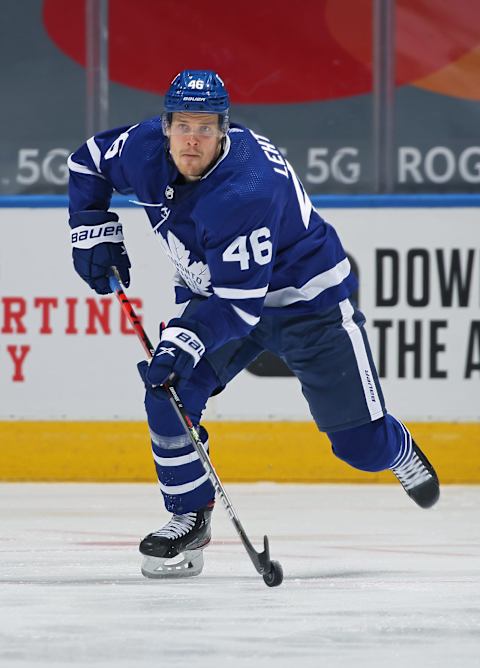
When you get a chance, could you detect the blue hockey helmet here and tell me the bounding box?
[163,70,230,134]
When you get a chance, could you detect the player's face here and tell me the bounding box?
[167,112,223,181]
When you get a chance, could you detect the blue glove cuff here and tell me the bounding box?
[69,209,119,229]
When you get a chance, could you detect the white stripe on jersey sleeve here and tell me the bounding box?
[213,285,268,299]
[67,154,106,180]
[86,136,102,172]
[231,304,260,326]
[264,257,351,307]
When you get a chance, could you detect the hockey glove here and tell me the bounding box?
[137,320,211,389]
[69,210,131,294]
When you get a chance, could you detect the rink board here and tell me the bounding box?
[0,420,479,483]
[1,201,479,481]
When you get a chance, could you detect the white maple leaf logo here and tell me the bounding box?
[157,230,211,297]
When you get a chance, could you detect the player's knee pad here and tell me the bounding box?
[327,414,409,472]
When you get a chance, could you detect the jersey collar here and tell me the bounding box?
[200,134,231,180]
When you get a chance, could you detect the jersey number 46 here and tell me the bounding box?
[222,227,272,270]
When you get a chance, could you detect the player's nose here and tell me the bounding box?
[185,132,200,144]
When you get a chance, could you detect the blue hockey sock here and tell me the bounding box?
[327,414,412,473]
[149,424,214,513]
[144,359,219,513]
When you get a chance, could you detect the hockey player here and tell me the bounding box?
[68,70,440,578]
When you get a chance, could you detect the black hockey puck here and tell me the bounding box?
[263,560,283,587]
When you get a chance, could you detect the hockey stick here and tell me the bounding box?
[109,267,283,587]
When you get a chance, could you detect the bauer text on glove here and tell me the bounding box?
[137,322,212,388]
[69,209,131,294]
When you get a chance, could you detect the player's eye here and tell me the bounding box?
[170,122,218,137]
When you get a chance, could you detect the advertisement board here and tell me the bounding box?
[1,206,479,422]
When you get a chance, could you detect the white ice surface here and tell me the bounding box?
[1,483,479,668]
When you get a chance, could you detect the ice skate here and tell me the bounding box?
[392,443,440,508]
[140,503,213,579]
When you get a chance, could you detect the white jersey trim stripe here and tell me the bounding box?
[158,471,210,495]
[213,285,268,299]
[67,154,107,180]
[201,135,231,179]
[231,305,261,327]
[286,159,313,229]
[339,298,384,421]
[264,257,351,307]
[86,136,102,173]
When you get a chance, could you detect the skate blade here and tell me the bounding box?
[141,550,204,579]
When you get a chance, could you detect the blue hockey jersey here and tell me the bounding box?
[68,118,357,351]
